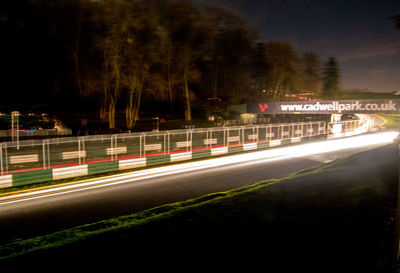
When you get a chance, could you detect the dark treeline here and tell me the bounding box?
[391,14,400,30]
[2,0,339,129]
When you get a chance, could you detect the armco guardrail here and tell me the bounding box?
[0,120,366,189]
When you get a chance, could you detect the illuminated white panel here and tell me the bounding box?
[269,140,281,146]
[9,154,38,164]
[170,152,192,162]
[144,144,162,151]
[227,136,240,142]
[119,158,146,170]
[331,124,342,134]
[248,134,257,140]
[265,133,275,138]
[291,137,301,143]
[282,131,290,136]
[0,175,12,188]
[295,130,303,134]
[62,151,86,160]
[204,138,217,145]
[176,141,191,148]
[53,165,88,180]
[243,142,257,151]
[106,147,127,155]
[307,129,314,133]
[211,147,228,156]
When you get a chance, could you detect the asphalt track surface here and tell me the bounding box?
[0,134,392,244]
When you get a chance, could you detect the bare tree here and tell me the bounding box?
[103,40,122,129]
[122,2,161,129]
[97,0,128,129]
[161,1,211,121]
[154,22,180,112]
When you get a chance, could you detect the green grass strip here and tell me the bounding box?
[378,113,400,128]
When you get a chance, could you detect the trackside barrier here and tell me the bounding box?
[0,120,368,188]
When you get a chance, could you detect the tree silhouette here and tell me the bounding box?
[300,52,321,94]
[322,57,340,99]
[264,42,300,100]
[3,0,332,130]
[391,15,400,30]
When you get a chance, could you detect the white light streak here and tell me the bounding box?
[0,131,398,205]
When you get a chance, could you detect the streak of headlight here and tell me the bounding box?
[0,131,398,205]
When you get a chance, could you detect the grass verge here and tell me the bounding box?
[378,113,400,128]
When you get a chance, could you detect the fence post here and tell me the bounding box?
[210,129,213,149]
[190,130,192,152]
[139,134,142,157]
[0,143,3,175]
[227,128,230,147]
[4,142,8,173]
[186,130,189,152]
[300,123,304,138]
[223,128,226,147]
[205,130,208,149]
[82,137,85,164]
[256,126,259,143]
[42,139,46,169]
[78,137,81,165]
[110,135,113,161]
[115,135,118,160]
[162,132,165,155]
[47,140,50,168]
[167,131,170,154]
[291,123,294,138]
[110,135,118,161]
[143,133,146,157]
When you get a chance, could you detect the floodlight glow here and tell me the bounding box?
[0,131,398,205]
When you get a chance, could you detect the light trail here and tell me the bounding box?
[0,131,398,206]
[356,113,387,129]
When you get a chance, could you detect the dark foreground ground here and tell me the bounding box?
[1,143,399,272]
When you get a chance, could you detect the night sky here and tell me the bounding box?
[192,0,400,93]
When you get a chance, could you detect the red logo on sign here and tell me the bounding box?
[258,103,269,112]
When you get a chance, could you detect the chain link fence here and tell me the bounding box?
[1,119,368,176]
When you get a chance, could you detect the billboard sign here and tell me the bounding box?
[247,99,400,114]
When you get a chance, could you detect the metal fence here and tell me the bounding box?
[0,128,72,137]
[0,119,366,176]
